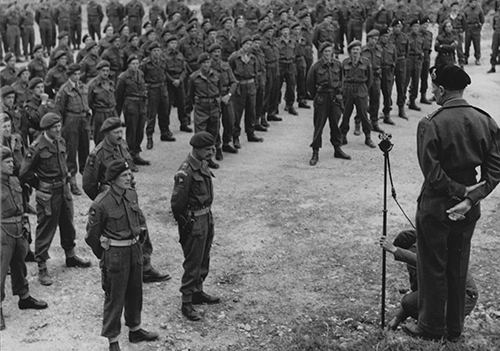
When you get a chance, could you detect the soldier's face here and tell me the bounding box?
[411,24,420,33]
[61,37,68,45]
[201,60,211,71]
[1,120,12,138]
[99,67,110,79]
[1,158,14,176]
[21,71,30,82]
[4,94,15,108]
[173,13,181,21]
[131,37,139,46]
[106,27,114,36]
[69,71,81,83]
[236,19,245,28]
[121,27,130,36]
[114,169,132,189]
[281,28,290,38]
[368,36,379,46]
[129,60,140,70]
[322,47,333,60]
[46,122,62,139]
[349,46,361,58]
[33,83,44,96]
[151,48,162,58]
[58,57,68,66]
[7,57,16,68]
[148,33,157,42]
[169,40,178,50]
[34,50,43,59]
[212,49,221,60]
[107,127,123,145]
[194,145,215,161]
[431,82,445,105]
[224,21,233,30]
[91,45,99,55]
[208,32,216,40]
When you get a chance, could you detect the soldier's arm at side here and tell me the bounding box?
[186,74,195,114]
[82,152,99,200]
[115,76,125,115]
[19,145,39,188]
[305,63,316,98]
[227,65,237,96]
[85,202,105,259]
[170,169,192,222]
[54,88,68,119]
[393,247,417,266]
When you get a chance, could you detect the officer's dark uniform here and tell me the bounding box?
[54,2,71,35]
[217,20,238,62]
[347,1,366,43]
[106,0,125,33]
[277,27,298,114]
[44,53,68,99]
[116,57,147,160]
[35,3,54,54]
[405,21,424,110]
[312,15,336,56]
[5,5,21,59]
[28,46,48,79]
[100,35,122,85]
[434,27,457,67]
[79,44,100,84]
[88,63,117,144]
[125,0,145,36]
[389,20,409,118]
[488,11,500,73]
[414,65,500,339]
[464,1,484,64]
[122,35,142,69]
[260,25,281,121]
[87,0,104,41]
[23,78,58,143]
[12,71,30,109]
[20,7,35,58]
[2,86,23,134]
[419,18,433,103]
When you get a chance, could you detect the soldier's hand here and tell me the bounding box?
[221,94,230,104]
[446,199,473,221]
[464,180,485,197]
[379,236,397,254]
[173,79,180,87]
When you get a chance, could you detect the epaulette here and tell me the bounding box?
[425,104,491,121]
[94,188,110,204]
[425,106,444,120]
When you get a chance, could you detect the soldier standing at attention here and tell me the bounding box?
[0,53,17,87]
[86,159,159,351]
[260,24,282,122]
[347,0,366,43]
[405,19,424,112]
[217,17,238,62]
[403,65,500,342]
[5,3,22,61]
[171,132,221,322]
[487,7,500,73]
[447,1,466,67]
[44,51,68,99]
[20,4,35,60]
[306,42,350,166]
[106,0,125,34]
[55,63,90,196]
[100,34,122,85]
[419,17,433,104]
[35,1,54,55]
[28,45,47,79]
[1,146,48,331]
[87,0,104,42]
[68,0,82,50]
[19,113,91,287]
[463,0,484,65]
[379,28,397,125]
[48,31,74,69]
[340,40,376,149]
[79,42,100,84]
[277,25,298,116]
[389,19,409,120]
[125,0,145,36]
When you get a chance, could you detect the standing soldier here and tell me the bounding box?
[406,0,423,31]
[55,64,90,196]
[19,113,91,286]
[88,60,117,145]
[209,43,238,156]
[100,34,122,85]
[379,28,397,125]
[291,22,310,110]
[373,0,392,33]
[405,19,424,111]
[347,0,366,43]
[20,4,35,60]
[306,42,350,166]
[260,24,281,122]
[392,0,409,25]
[171,131,221,321]
[2,86,22,135]
[106,0,124,34]
[87,0,104,42]
[435,20,458,67]
[389,19,409,120]
[0,53,17,87]
[122,33,141,66]
[5,3,22,61]
[86,159,159,351]
[28,45,48,79]
[35,0,54,55]
[149,0,166,27]
[54,0,71,37]
[340,40,376,149]
[49,31,73,69]
[298,11,314,81]
[447,2,466,67]
[464,0,484,65]
[99,24,115,56]
[23,77,57,143]
[437,0,451,25]
[116,55,148,163]
[12,67,30,109]
[488,7,500,73]
[125,0,145,37]
[44,51,68,98]
[1,146,48,331]
[79,42,100,84]
[164,36,192,133]
[277,25,298,116]
[217,17,238,62]
[140,42,174,150]
[251,34,270,130]
[312,13,336,58]
[180,23,205,75]
[68,0,82,50]
[419,17,433,104]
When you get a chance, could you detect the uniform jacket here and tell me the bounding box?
[28,57,48,79]
[211,58,237,96]
[115,68,147,115]
[306,57,343,97]
[44,64,68,97]
[55,80,89,118]
[1,174,25,238]
[88,76,117,111]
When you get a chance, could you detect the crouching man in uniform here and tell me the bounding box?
[86,159,159,351]
[171,132,221,321]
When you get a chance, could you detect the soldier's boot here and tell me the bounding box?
[180,124,193,132]
[160,130,176,142]
[365,135,376,148]
[254,124,268,132]
[207,159,220,169]
[215,148,223,161]
[18,296,48,310]
[133,154,150,166]
[38,267,53,286]
[353,123,361,136]
[181,303,202,321]
[383,111,395,125]
[475,59,480,65]
[408,99,421,111]
[334,146,351,160]
[129,328,159,343]
[287,105,298,116]
[341,134,348,145]
[247,133,263,142]
[309,149,319,166]
[0,305,5,330]
[222,144,238,153]
[387,306,408,331]
[233,137,241,149]
[260,116,270,128]
[371,121,384,133]
[420,94,432,104]
[487,66,496,74]
[69,176,82,196]
[398,106,408,120]
[109,342,121,351]
[298,100,310,108]
[146,136,153,150]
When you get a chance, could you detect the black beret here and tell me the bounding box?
[221,16,233,25]
[391,19,403,27]
[323,12,333,18]
[379,27,389,35]
[279,23,290,32]
[393,230,417,250]
[260,24,274,33]
[450,1,459,6]
[144,28,155,37]
[190,131,215,148]
[290,22,300,29]
[410,19,420,26]
[206,26,217,34]
[54,50,68,61]
[142,21,151,29]
[4,52,14,63]
[319,41,333,54]
[165,35,178,44]
[208,43,222,53]
[108,33,120,43]
[241,35,252,46]
[430,64,471,90]
[186,22,197,32]
[82,34,90,43]
[29,77,44,89]
[119,23,128,33]
[148,41,161,51]
[17,66,29,77]
[367,29,380,38]
[67,63,81,76]
[1,85,15,98]
[40,112,62,129]
[259,12,269,22]
[128,33,139,42]
[347,40,362,51]
[58,31,69,39]
[188,17,199,25]
[202,19,211,27]
[421,16,431,24]
[1,146,13,161]
[297,10,310,20]
[277,7,288,16]
[105,159,130,182]
[175,21,185,31]
[103,23,113,34]
[33,44,43,53]
[100,117,124,133]
[87,41,97,50]
[97,60,110,70]
[252,34,262,41]
[127,54,140,64]
[197,52,211,64]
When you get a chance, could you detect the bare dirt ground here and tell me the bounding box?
[2,9,500,351]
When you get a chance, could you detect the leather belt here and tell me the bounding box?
[147,82,165,88]
[93,107,116,113]
[188,207,211,217]
[126,95,146,100]
[38,180,66,192]
[109,237,138,247]
[2,215,23,224]
[238,78,254,84]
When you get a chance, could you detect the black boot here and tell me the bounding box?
[398,106,408,120]
[298,100,310,108]
[181,303,202,321]
[371,121,384,133]
[18,296,48,310]
[129,328,159,343]
[207,159,220,169]
[233,137,241,149]
[408,99,421,111]
[261,116,270,127]
[142,268,171,283]
[353,123,361,136]
[69,176,82,196]
[287,105,298,115]
[487,66,496,73]
[267,114,282,121]
[66,255,91,268]
[222,144,238,153]
[341,134,348,145]
[133,154,151,166]
[109,342,121,351]
[146,136,153,150]
[247,133,263,142]
[365,135,376,148]
[0,306,5,330]
[420,94,432,104]
[192,291,221,305]
[180,124,193,132]
[334,146,351,160]
[160,131,176,142]
[215,148,223,161]
[254,124,268,132]
[309,150,319,166]
[383,116,395,125]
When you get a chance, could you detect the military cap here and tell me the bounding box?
[202,19,211,27]
[197,52,211,64]
[379,27,389,36]
[105,159,130,182]
[391,19,403,27]
[297,10,310,20]
[87,41,97,50]
[221,16,233,25]
[175,21,185,31]
[393,230,416,250]
[100,117,124,133]
[347,40,362,51]
[97,60,110,70]
[208,43,222,53]
[450,1,459,6]
[142,21,151,29]
[119,23,128,33]
[103,23,113,34]
[127,54,140,64]
[319,41,333,54]
[33,44,43,53]
[252,34,262,41]
[367,29,380,38]
[54,50,67,61]
[16,66,28,77]
[323,12,333,18]
[279,23,290,32]
[410,19,420,26]
[206,26,217,34]
[241,35,252,46]
[144,28,155,37]
[260,24,274,33]
[277,7,288,16]
[259,12,269,21]
[1,85,15,98]
[165,35,178,44]
[186,22,197,32]
[40,112,62,129]
[190,131,215,148]
[421,16,431,24]
[108,33,120,43]
[290,22,300,29]
[58,31,69,40]
[430,64,471,90]
[188,17,199,25]
[82,34,90,43]
[29,77,44,89]
[148,41,161,51]
[1,112,10,122]
[1,146,13,161]
[128,33,139,42]
[67,63,81,76]
[4,52,14,63]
